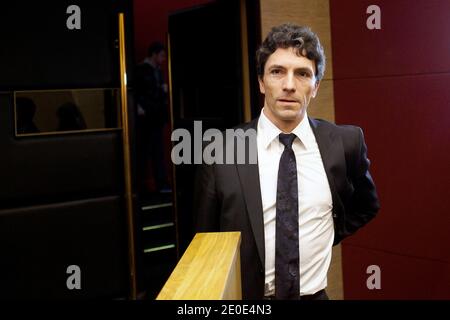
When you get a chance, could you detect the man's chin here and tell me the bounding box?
[277,110,304,121]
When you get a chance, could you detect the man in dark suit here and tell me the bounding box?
[135,42,171,194]
[194,24,380,300]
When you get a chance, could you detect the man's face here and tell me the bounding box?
[259,47,320,127]
[155,50,166,66]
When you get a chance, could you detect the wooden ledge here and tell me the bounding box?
[157,232,242,300]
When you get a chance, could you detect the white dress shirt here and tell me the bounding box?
[257,108,334,296]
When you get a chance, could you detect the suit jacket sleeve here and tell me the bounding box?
[193,163,220,232]
[344,127,380,236]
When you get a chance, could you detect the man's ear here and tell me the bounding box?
[311,80,321,98]
[258,77,265,94]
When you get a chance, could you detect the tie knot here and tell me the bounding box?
[279,133,296,149]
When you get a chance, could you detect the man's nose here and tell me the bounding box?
[282,73,296,92]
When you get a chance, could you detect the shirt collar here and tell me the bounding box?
[257,108,313,150]
[143,57,157,68]
[258,108,282,149]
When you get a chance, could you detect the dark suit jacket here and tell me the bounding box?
[194,117,380,300]
[134,62,168,125]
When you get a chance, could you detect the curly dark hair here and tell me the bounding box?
[256,23,325,83]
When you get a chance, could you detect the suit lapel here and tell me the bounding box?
[309,118,346,211]
[235,119,265,267]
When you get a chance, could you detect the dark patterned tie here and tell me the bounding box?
[275,133,300,300]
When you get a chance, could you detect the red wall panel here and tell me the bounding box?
[334,74,450,262]
[133,0,213,62]
[331,0,450,299]
[330,0,450,79]
[342,244,450,299]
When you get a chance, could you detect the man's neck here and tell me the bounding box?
[262,108,305,133]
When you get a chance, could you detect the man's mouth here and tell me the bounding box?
[278,98,298,103]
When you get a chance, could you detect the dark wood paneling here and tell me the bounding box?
[0,94,123,208]
[0,196,128,299]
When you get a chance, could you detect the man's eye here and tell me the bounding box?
[270,69,282,75]
[297,71,310,77]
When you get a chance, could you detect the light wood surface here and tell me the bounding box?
[260,0,333,80]
[156,232,242,300]
[308,79,335,122]
[328,244,344,300]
